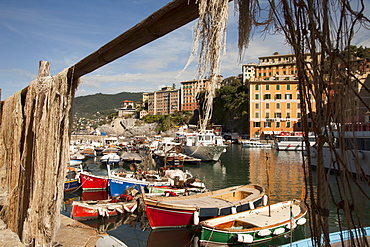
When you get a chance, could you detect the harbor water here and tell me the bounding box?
[62,144,370,247]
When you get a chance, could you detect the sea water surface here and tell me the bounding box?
[62,144,370,247]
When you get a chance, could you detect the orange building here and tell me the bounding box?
[248,53,317,139]
[180,77,222,111]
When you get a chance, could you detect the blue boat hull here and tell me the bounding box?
[109,178,149,196]
[64,179,79,192]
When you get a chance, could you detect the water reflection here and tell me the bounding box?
[63,144,369,247]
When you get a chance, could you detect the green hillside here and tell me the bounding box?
[73,92,143,118]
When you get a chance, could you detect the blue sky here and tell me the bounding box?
[1,0,369,100]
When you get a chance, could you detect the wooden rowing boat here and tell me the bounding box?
[199,200,308,245]
[144,184,266,229]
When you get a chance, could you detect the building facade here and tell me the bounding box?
[248,53,316,139]
[147,86,180,115]
[180,77,222,112]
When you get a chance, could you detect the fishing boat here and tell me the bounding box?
[144,184,266,229]
[71,198,138,221]
[64,167,80,192]
[79,169,109,191]
[175,130,227,161]
[107,165,198,197]
[199,200,308,246]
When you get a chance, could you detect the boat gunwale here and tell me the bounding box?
[200,200,308,233]
[144,184,265,210]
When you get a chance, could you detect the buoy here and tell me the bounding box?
[193,211,200,225]
[273,228,285,235]
[119,194,133,201]
[258,229,271,237]
[236,234,254,243]
[231,207,237,214]
[297,217,307,225]
[263,195,268,206]
[286,221,297,229]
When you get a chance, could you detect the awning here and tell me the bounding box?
[263,131,273,134]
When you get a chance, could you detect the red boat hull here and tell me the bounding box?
[72,201,137,221]
[145,205,195,229]
[80,173,108,190]
[72,203,119,221]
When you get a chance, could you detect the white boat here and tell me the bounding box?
[241,139,272,148]
[99,153,121,165]
[70,151,86,166]
[176,130,227,161]
[274,135,316,151]
[310,125,370,177]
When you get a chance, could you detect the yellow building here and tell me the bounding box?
[249,53,316,139]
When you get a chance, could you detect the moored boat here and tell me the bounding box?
[71,199,138,221]
[241,139,272,148]
[107,165,198,197]
[144,184,266,229]
[64,167,80,192]
[99,152,121,165]
[80,170,109,191]
[279,226,370,247]
[176,130,227,161]
[199,199,308,246]
[274,134,316,151]
[120,151,143,163]
[310,124,370,177]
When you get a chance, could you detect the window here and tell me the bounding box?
[297,93,300,99]
[297,103,301,109]
[276,103,280,109]
[264,94,271,100]
[286,122,291,128]
[274,112,282,118]
[287,84,291,90]
[276,122,280,128]
[255,94,259,100]
[287,103,291,109]
[287,112,291,118]
[297,112,301,118]
[266,85,270,90]
[264,122,272,127]
[308,122,312,127]
[297,122,302,128]
[255,103,259,109]
[276,85,280,90]
[285,94,293,99]
[254,122,261,127]
[265,112,270,118]
[255,112,259,118]
[255,85,259,90]
[266,103,270,109]
[275,94,282,99]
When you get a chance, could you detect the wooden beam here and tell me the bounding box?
[68,0,199,79]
